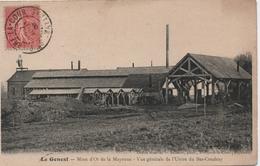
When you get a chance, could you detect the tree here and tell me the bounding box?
[234,52,252,74]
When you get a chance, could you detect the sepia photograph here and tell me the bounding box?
[0,0,257,165]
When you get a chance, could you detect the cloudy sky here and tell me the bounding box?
[0,0,256,83]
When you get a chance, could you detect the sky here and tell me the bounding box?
[0,0,256,83]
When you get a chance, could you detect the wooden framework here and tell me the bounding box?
[77,88,143,106]
[165,55,251,115]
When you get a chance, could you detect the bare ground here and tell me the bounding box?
[1,104,252,153]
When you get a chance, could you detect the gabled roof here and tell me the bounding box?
[8,70,40,82]
[170,53,252,80]
[32,66,172,78]
[7,69,72,82]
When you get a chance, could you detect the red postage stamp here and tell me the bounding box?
[5,6,53,54]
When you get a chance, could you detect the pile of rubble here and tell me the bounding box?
[2,97,87,127]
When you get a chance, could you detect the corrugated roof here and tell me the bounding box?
[29,89,80,95]
[32,66,172,78]
[189,53,252,79]
[25,77,127,89]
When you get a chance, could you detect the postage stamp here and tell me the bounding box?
[5,6,53,54]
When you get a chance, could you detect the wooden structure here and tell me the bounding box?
[165,53,252,107]
[81,88,143,106]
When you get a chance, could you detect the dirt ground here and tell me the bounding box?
[1,103,252,153]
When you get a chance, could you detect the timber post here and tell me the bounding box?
[165,76,169,104]
[117,94,120,105]
[128,94,131,105]
[206,82,209,103]
[223,80,228,107]
[111,93,114,106]
[123,94,126,105]
[211,79,215,104]
[203,80,207,116]
[194,80,197,102]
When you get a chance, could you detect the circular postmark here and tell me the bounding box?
[5,6,53,54]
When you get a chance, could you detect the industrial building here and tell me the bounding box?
[7,62,173,105]
[7,25,251,106]
[7,52,251,107]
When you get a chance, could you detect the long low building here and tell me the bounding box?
[8,66,172,101]
[7,53,252,106]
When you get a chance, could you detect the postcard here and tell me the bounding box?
[0,0,257,165]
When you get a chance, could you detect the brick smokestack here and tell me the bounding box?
[132,62,135,68]
[166,24,169,68]
[71,61,73,70]
[78,60,81,70]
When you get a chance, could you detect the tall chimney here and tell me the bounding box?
[78,60,81,70]
[166,24,169,68]
[237,61,240,72]
[151,60,153,67]
[132,62,135,68]
[71,61,73,70]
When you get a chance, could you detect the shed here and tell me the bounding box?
[166,53,252,105]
